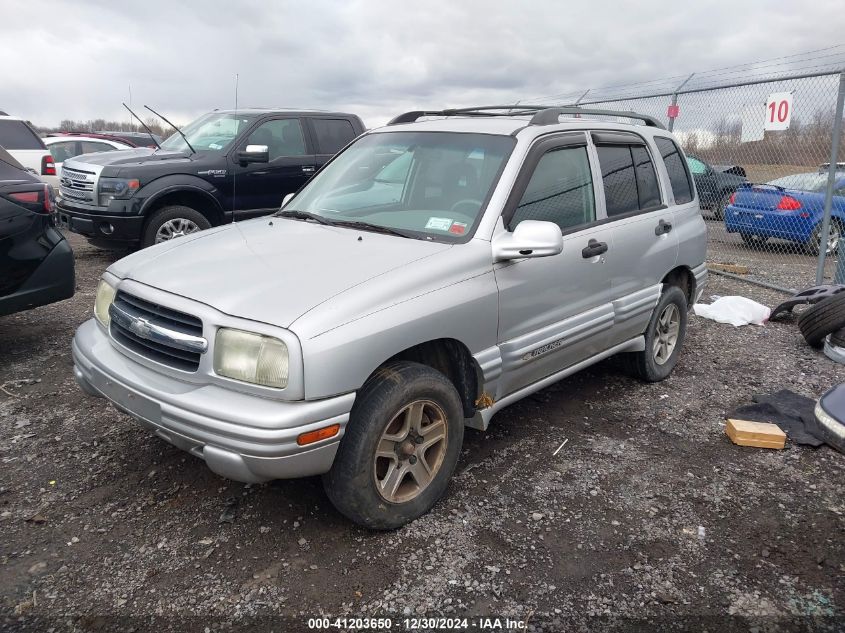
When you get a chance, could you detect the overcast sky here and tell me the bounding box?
[2,0,844,129]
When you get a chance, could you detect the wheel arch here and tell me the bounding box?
[375,338,481,419]
[141,183,226,227]
[661,265,695,307]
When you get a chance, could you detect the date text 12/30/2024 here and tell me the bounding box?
[307,617,528,630]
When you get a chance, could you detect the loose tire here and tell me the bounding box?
[141,205,211,248]
[797,293,845,348]
[805,219,843,256]
[829,327,845,348]
[624,286,688,382]
[323,361,464,530]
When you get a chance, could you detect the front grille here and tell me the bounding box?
[109,292,205,372]
[59,166,96,203]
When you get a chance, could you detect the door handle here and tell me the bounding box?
[655,219,673,236]
[301,166,316,174]
[581,239,608,258]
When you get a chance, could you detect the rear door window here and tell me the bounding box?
[596,144,665,216]
[0,120,46,150]
[655,137,694,204]
[311,118,357,155]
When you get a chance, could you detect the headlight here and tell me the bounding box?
[214,328,288,389]
[98,177,140,206]
[94,280,117,327]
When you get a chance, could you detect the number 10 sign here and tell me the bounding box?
[765,92,793,130]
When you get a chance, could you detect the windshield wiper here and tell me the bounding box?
[275,209,334,225]
[330,220,411,238]
[144,104,196,154]
[122,103,161,149]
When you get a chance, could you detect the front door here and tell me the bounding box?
[230,118,316,217]
[494,135,616,399]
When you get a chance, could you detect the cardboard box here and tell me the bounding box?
[725,418,786,449]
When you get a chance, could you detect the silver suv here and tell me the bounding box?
[72,106,707,529]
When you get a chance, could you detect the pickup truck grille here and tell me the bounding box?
[59,166,96,203]
[109,292,206,372]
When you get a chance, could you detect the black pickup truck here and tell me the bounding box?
[56,109,365,248]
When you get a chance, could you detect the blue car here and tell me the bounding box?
[724,171,845,255]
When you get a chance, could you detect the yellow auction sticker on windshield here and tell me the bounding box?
[425,217,453,231]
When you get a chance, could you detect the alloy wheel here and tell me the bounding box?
[155,218,202,243]
[653,303,680,365]
[373,400,448,503]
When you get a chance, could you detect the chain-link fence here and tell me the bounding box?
[544,65,845,298]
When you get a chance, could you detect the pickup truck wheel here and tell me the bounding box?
[323,361,464,530]
[142,206,211,247]
[624,286,688,382]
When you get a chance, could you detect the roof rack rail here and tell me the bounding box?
[387,105,665,129]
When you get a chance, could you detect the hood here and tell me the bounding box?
[108,218,452,328]
[65,147,192,170]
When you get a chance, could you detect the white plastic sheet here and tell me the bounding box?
[693,296,771,327]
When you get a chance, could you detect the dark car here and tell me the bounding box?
[0,147,75,317]
[57,109,365,249]
[686,155,747,219]
[94,130,165,148]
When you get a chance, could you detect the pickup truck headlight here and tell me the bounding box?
[98,177,140,206]
[94,280,117,327]
[214,328,288,389]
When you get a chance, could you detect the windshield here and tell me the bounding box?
[159,112,255,152]
[768,172,842,192]
[282,131,514,240]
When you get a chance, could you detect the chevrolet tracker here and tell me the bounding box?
[72,105,707,529]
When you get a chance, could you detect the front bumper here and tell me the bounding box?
[72,319,355,482]
[56,199,144,243]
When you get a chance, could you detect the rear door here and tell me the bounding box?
[592,132,679,345]
[307,117,359,170]
[494,133,617,398]
[229,117,316,216]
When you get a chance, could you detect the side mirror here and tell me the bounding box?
[281,193,294,208]
[237,144,269,165]
[492,220,563,261]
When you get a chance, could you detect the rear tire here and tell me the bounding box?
[623,286,688,382]
[797,293,845,348]
[141,205,211,248]
[323,361,464,530]
[805,219,843,256]
[712,192,731,220]
[740,233,768,246]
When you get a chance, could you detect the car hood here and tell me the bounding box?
[66,147,193,169]
[108,218,452,328]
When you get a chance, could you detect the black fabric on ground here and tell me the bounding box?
[726,389,825,447]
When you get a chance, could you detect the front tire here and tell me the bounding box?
[323,361,464,530]
[624,286,688,382]
[805,219,843,256]
[141,205,211,248]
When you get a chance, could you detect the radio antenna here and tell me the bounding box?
[232,73,239,223]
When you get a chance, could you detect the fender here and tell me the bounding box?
[137,175,226,220]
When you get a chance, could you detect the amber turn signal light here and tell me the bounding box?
[296,424,340,446]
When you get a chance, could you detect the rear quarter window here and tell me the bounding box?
[311,118,357,155]
[0,120,46,150]
[654,137,694,205]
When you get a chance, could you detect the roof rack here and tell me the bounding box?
[387,105,665,129]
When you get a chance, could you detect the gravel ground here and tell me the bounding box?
[1,230,844,632]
